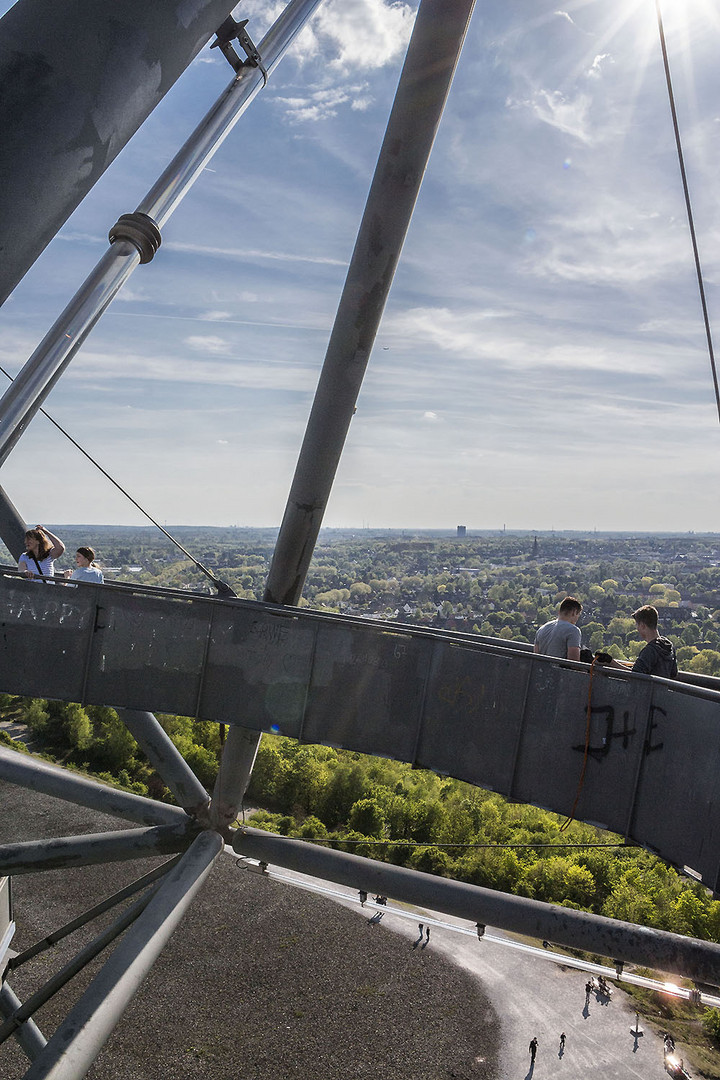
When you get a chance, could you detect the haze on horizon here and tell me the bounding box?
[1,0,719,534]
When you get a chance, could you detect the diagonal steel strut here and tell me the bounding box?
[0,0,325,467]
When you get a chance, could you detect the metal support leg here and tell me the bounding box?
[0,885,162,1050]
[232,826,720,987]
[265,0,477,606]
[9,856,181,970]
[116,709,210,819]
[0,0,325,466]
[0,746,186,828]
[22,831,223,1080]
[0,485,26,563]
[209,724,260,830]
[0,983,46,1062]
[0,824,194,876]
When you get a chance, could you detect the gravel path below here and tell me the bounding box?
[1,785,500,1079]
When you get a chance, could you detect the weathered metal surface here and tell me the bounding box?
[0,738,187,829]
[117,710,210,816]
[0,486,28,563]
[232,826,720,986]
[0,0,240,307]
[1,572,720,890]
[210,725,261,830]
[22,832,223,1080]
[8,858,181,971]
[0,825,194,876]
[265,0,478,607]
[0,885,161,1052]
[0,983,46,1062]
[0,0,325,466]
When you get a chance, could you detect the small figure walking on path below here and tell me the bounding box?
[529,1037,538,1064]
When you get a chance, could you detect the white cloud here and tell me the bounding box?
[165,240,345,267]
[587,53,613,78]
[316,0,414,73]
[523,198,692,286]
[184,335,231,355]
[4,0,720,530]
[238,0,413,74]
[273,86,366,123]
[524,88,595,143]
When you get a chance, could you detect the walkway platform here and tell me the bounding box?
[1,569,719,892]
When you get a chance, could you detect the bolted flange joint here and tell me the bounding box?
[108,212,162,263]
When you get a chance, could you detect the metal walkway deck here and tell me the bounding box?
[1,568,719,892]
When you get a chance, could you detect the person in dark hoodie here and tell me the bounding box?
[609,605,677,678]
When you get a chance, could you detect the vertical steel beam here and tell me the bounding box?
[265,0,477,605]
[117,709,210,818]
[0,0,325,466]
[0,746,186,828]
[22,831,223,1080]
[0,983,46,1062]
[209,725,260,830]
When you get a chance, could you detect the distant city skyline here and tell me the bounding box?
[1,0,719,533]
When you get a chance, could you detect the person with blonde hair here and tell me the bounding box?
[18,525,65,579]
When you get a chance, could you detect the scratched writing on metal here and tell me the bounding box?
[644,704,665,755]
[249,621,289,648]
[345,651,382,669]
[281,653,309,678]
[437,675,484,715]
[572,704,637,761]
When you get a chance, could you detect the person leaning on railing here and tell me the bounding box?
[602,605,678,679]
[63,546,104,584]
[533,596,583,661]
[17,525,65,579]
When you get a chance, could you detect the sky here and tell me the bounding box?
[1,0,720,532]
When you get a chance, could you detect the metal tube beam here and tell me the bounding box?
[8,856,182,970]
[0,485,27,563]
[0,983,46,1062]
[0,0,324,466]
[0,746,186,828]
[265,0,476,605]
[0,885,160,1050]
[232,827,720,987]
[23,831,223,1080]
[0,825,194,876]
[117,709,210,818]
[0,0,241,307]
[209,724,260,830]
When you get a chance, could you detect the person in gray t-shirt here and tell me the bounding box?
[534,596,583,660]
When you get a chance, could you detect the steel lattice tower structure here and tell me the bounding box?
[2,2,720,1076]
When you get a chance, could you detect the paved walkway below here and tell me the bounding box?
[269,860,679,1080]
